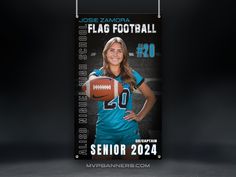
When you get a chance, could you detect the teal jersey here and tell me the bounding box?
[90,69,144,133]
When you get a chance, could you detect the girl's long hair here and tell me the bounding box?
[102,37,136,91]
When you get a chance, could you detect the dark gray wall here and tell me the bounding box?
[1,0,236,162]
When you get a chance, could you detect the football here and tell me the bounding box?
[82,76,124,101]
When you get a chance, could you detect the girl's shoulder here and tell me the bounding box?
[131,69,144,86]
[131,69,143,78]
[90,68,104,76]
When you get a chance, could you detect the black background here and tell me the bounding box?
[1,0,236,169]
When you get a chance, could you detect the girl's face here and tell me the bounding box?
[106,42,124,66]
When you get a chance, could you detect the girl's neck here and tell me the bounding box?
[110,65,121,76]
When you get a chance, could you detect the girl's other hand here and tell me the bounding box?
[124,110,142,122]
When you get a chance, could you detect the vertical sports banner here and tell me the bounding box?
[75,14,161,160]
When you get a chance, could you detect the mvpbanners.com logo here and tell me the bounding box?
[86,163,151,168]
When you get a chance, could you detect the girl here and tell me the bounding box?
[89,37,156,159]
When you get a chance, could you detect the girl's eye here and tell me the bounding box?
[109,49,122,53]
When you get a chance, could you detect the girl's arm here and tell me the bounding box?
[124,82,156,122]
[89,75,98,80]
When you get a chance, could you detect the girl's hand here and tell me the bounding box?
[124,110,142,122]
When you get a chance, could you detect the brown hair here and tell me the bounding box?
[102,37,136,91]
